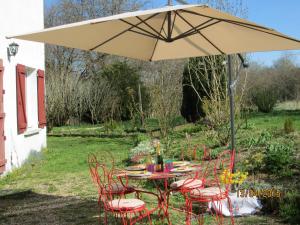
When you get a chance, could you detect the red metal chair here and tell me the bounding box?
[168,145,209,222]
[88,153,135,197]
[185,150,235,225]
[170,145,209,193]
[88,153,159,225]
[88,153,135,224]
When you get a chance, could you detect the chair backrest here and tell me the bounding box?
[179,145,214,188]
[88,153,128,210]
[200,149,235,191]
[180,144,210,162]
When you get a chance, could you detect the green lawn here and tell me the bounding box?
[0,109,298,224]
[247,110,300,131]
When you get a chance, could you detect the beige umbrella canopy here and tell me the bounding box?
[9,4,300,61]
[9,3,300,171]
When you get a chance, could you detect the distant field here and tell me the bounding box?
[248,110,300,131]
[275,101,300,111]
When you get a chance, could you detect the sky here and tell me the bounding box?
[45,0,300,66]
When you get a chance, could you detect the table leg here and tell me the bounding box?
[153,179,172,225]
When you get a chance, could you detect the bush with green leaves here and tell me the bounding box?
[243,151,265,173]
[279,191,300,224]
[101,61,150,121]
[251,86,278,113]
[129,139,166,164]
[284,118,295,134]
[247,130,272,147]
[264,142,293,175]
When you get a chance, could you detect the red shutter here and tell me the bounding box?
[0,59,6,173]
[16,64,27,134]
[37,69,46,128]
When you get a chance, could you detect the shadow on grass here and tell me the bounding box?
[0,190,99,225]
[0,189,283,225]
[0,190,162,225]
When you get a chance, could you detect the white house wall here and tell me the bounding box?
[0,0,46,173]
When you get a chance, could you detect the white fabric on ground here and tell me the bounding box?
[208,192,262,216]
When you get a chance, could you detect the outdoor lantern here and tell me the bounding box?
[7,42,19,57]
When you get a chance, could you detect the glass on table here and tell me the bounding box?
[164,160,173,172]
[146,163,155,173]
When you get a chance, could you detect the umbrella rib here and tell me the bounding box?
[172,18,216,41]
[120,19,166,41]
[161,26,168,39]
[135,16,166,40]
[170,12,177,36]
[175,11,224,54]
[177,20,221,40]
[181,9,300,43]
[89,13,160,51]
[129,29,165,41]
[227,21,300,43]
[150,13,168,61]
[180,9,273,31]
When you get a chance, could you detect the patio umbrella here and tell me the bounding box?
[9,3,300,170]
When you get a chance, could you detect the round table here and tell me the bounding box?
[117,167,201,225]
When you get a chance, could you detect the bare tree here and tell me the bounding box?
[183,0,248,145]
[143,60,185,137]
[45,0,147,127]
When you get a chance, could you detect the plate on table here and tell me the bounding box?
[127,171,152,177]
[173,161,190,168]
[170,167,194,173]
[125,164,146,171]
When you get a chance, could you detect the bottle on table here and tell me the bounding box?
[156,143,164,172]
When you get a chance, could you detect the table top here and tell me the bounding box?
[117,162,202,180]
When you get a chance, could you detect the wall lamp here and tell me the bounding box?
[7,42,19,58]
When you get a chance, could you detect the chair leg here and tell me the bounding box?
[104,211,108,225]
[185,199,192,225]
[121,213,127,225]
[227,197,235,225]
[211,201,221,225]
[147,211,152,225]
[213,200,224,225]
[198,212,204,225]
[97,197,102,225]
[197,203,205,225]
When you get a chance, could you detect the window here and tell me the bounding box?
[25,67,38,131]
[16,65,45,135]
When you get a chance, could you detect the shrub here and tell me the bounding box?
[101,61,150,121]
[284,118,295,134]
[252,86,278,113]
[243,151,265,173]
[279,191,300,224]
[209,146,227,159]
[103,120,118,134]
[247,130,272,147]
[129,139,166,164]
[264,142,293,175]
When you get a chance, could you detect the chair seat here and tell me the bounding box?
[108,199,145,211]
[104,183,135,194]
[170,178,203,190]
[190,187,227,199]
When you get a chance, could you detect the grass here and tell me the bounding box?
[0,137,133,197]
[246,110,300,131]
[0,109,299,224]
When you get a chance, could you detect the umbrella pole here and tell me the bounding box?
[227,55,236,174]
